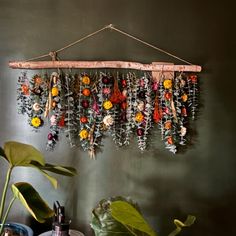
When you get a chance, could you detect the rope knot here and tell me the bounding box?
[49,51,57,61]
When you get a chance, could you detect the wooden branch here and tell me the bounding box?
[8,61,202,72]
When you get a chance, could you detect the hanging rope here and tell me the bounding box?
[108,25,193,65]
[25,24,193,65]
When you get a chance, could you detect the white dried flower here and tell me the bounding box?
[122,89,128,97]
[32,103,41,111]
[50,115,57,126]
[137,101,145,111]
[180,79,186,87]
[103,115,114,126]
[180,126,187,136]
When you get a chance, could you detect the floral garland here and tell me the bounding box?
[123,72,135,145]
[46,72,64,150]
[17,72,48,131]
[78,73,94,151]
[17,70,199,157]
[17,72,31,115]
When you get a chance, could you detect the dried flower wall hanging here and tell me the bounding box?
[16,69,199,157]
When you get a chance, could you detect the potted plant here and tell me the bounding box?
[91,196,196,236]
[0,141,77,236]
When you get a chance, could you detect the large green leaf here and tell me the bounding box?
[168,215,196,236]
[11,182,54,223]
[4,141,45,166]
[30,161,77,176]
[28,161,77,188]
[33,168,58,189]
[91,197,135,236]
[111,201,158,236]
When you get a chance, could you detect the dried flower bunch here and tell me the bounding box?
[17,71,198,157]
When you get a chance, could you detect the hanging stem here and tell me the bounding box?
[0,166,13,220]
[0,197,16,234]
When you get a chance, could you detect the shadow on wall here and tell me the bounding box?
[122,173,236,236]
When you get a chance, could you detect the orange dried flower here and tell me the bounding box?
[80,116,88,123]
[21,84,29,95]
[181,107,187,116]
[181,93,188,102]
[164,92,172,100]
[34,76,42,85]
[82,88,91,97]
[164,121,172,130]
[167,136,173,145]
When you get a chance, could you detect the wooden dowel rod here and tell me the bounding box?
[9,61,202,72]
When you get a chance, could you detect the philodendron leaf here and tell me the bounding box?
[168,215,196,236]
[4,141,45,166]
[110,201,158,236]
[11,182,54,223]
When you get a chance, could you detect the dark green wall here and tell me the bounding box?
[0,0,235,235]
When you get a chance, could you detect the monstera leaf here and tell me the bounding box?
[11,182,54,223]
[29,161,77,188]
[110,201,157,236]
[30,161,77,176]
[1,141,77,188]
[91,197,139,236]
[3,141,44,166]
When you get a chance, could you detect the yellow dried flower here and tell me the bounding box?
[82,76,90,85]
[31,117,41,127]
[163,79,172,89]
[103,100,113,110]
[135,112,144,123]
[79,129,89,139]
[51,87,59,97]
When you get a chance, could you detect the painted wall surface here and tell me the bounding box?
[0,0,235,235]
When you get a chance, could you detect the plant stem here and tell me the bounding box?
[0,166,13,220]
[0,197,16,234]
